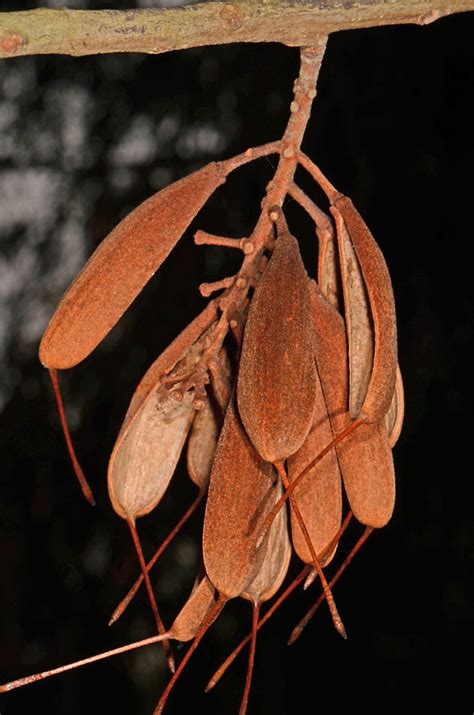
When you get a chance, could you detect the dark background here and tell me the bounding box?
[1,3,473,714]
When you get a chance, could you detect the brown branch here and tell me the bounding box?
[0,0,472,59]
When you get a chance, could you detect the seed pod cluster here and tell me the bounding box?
[9,139,403,714]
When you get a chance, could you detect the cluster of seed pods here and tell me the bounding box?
[0,45,403,715]
[0,138,403,713]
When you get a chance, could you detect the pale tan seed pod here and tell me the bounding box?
[108,314,218,521]
[108,386,195,522]
[187,396,222,493]
[385,364,405,448]
[242,480,291,606]
[334,212,374,419]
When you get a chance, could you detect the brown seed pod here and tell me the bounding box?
[120,301,218,432]
[316,216,403,449]
[237,218,317,463]
[238,479,291,715]
[203,397,278,599]
[242,479,291,606]
[167,574,217,643]
[39,142,281,372]
[39,163,227,370]
[309,280,395,528]
[331,201,397,423]
[298,155,397,425]
[287,379,342,564]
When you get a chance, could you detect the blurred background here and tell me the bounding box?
[1,2,473,714]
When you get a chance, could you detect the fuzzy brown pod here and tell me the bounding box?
[315,204,403,450]
[39,141,281,372]
[299,156,397,425]
[203,397,279,599]
[331,199,397,423]
[287,381,342,565]
[165,575,217,643]
[237,222,317,463]
[39,164,227,370]
[309,280,395,528]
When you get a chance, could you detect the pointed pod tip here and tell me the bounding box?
[287,628,301,646]
[303,569,317,590]
[108,611,119,627]
[336,620,348,640]
[84,489,96,507]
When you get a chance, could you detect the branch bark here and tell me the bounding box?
[1,0,473,59]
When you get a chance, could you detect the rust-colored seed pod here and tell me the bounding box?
[309,280,395,528]
[39,163,227,370]
[287,376,342,564]
[203,398,278,599]
[331,198,397,424]
[237,229,317,463]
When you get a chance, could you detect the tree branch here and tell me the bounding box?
[0,0,472,59]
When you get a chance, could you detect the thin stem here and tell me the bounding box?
[49,369,95,506]
[110,494,204,626]
[288,182,333,234]
[298,151,339,202]
[206,515,352,692]
[289,526,373,645]
[0,633,169,693]
[239,603,260,715]
[205,566,310,692]
[303,510,353,589]
[154,594,226,714]
[127,519,175,673]
[199,275,235,297]
[194,231,244,249]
